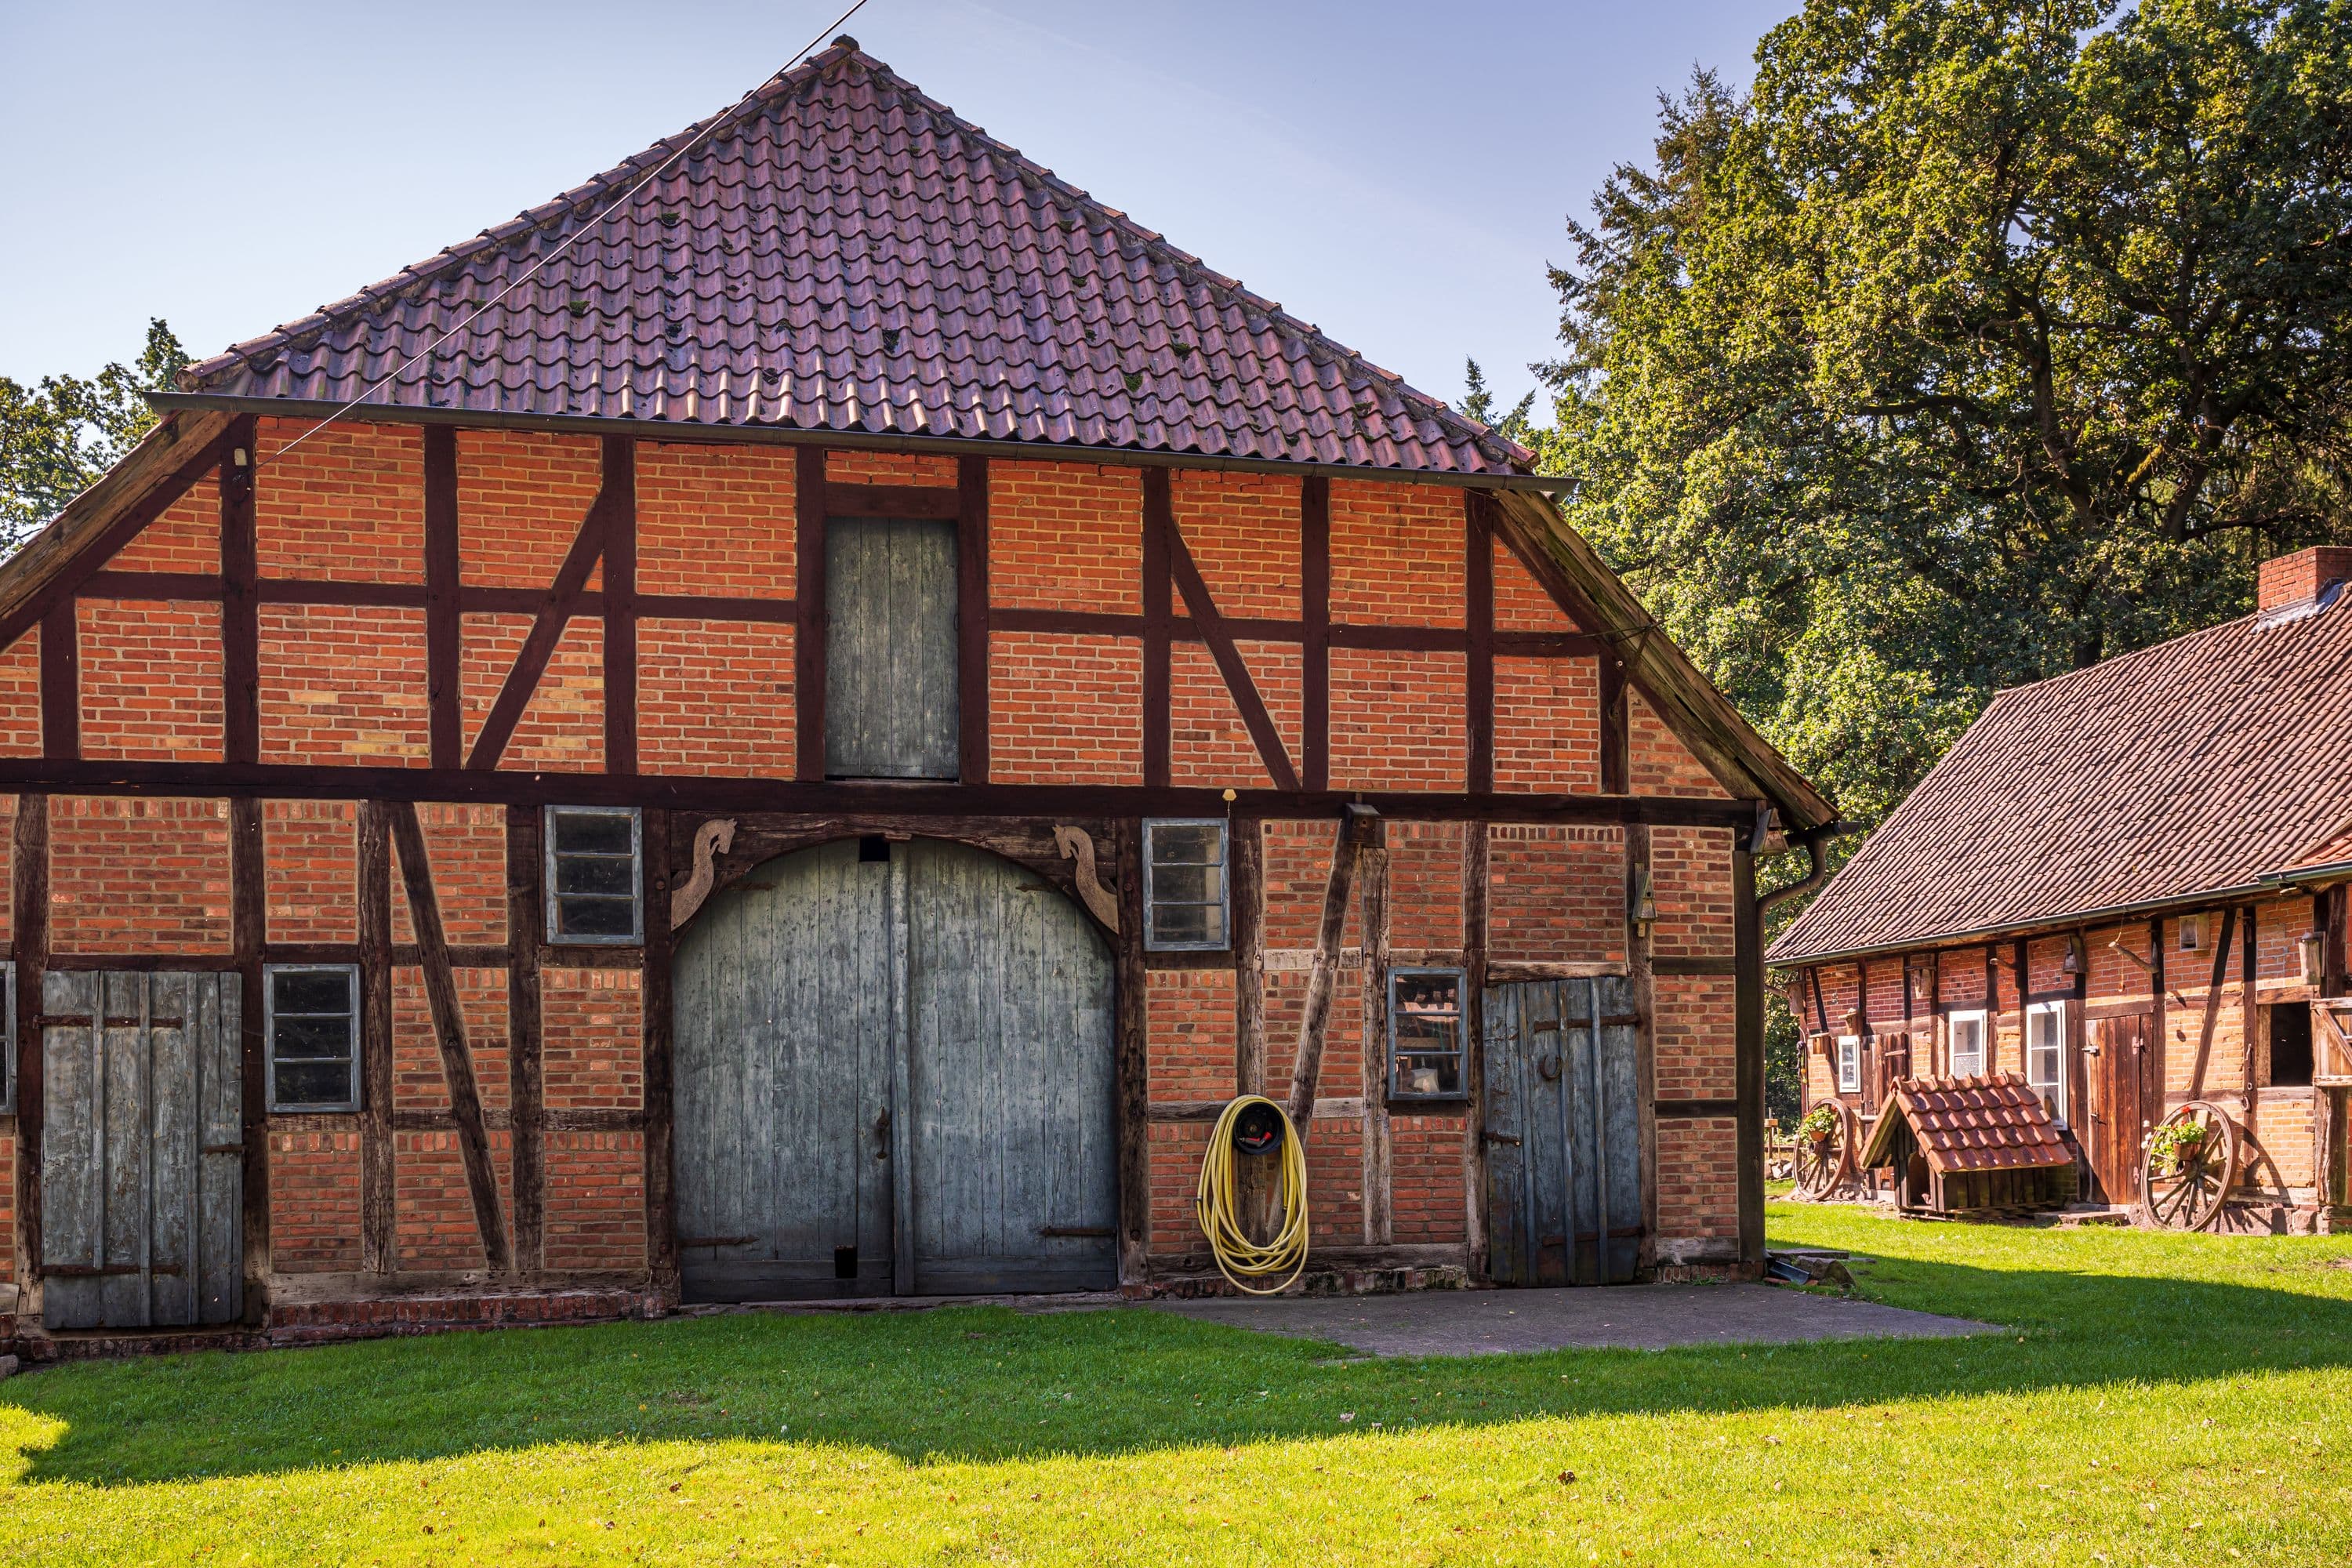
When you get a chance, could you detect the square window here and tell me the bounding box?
[1388,967,1465,1102]
[1143,818,1228,950]
[265,964,359,1112]
[1948,1011,1987,1078]
[546,806,643,944]
[1836,1036,1862,1094]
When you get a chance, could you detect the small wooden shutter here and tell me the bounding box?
[825,517,959,779]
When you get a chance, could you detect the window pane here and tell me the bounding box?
[556,894,637,938]
[555,855,637,897]
[1394,1052,1461,1097]
[1149,823,1223,866]
[274,1059,350,1108]
[552,811,633,855]
[274,1013,353,1058]
[272,970,351,1014]
[1151,901,1218,946]
[1393,973,1461,1016]
[1396,1013,1459,1054]
[1152,863,1223,906]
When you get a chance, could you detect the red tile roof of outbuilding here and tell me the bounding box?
[1769,579,2352,964]
[173,39,1532,480]
[1858,1075,2072,1175]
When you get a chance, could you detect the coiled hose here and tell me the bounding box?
[1194,1094,1310,1294]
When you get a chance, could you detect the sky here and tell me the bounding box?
[0,0,1798,416]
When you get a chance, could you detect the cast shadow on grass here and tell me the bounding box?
[6,1249,2350,1488]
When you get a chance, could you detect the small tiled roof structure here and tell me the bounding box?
[167,38,1530,480]
[1769,576,2352,964]
[1858,1074,2072,1175]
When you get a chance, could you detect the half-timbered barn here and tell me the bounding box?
[0,38,1832,1352]
[1770,546,2352,1231]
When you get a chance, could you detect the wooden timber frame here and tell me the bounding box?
[0,418,1811,1331]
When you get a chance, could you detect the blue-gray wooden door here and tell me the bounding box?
[41,971,242,1330]
[824,517,959,779]
[902,839,1117,1294]
[672,838,896,1301]
[1482,976,1642,1286]
[672,838,1116,1301]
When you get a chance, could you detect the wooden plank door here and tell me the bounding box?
[41,971,241,1330]
[2089,1012,2151,1203]
[1481,977,1642,1286]
[902,839,1117,1294]
[824,517,960,779]
[672,839,897,1301]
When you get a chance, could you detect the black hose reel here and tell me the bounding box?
[1230,1098,1286,1156]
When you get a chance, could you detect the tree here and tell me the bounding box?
[2,319,189,554]
[1461,358,1538,449]
[1541,0,2352,837]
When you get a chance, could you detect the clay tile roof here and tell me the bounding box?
[1859,1074,2072,1175]
[172,40,1531,479]
[1768,581,2352,965]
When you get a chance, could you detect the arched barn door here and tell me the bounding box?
[673,837,1116,1301]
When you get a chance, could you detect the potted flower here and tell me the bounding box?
[1799,1104,1841,1145]
[2150,1120,2208,1174]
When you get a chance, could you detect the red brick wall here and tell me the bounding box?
[77,600,225,761]
[1488,826,1624,964]
[1173,470,1301,619]
[1657,1119,1738,1240]
[106,470,216,572]
[639,442,795,599]
[256,419,423,583]
[1495,655,1600,792]
[456,429,602,590]
[1629,690,1730,799]
[989,461,1141,611]
[50,796,230,953]
[1493,538,1577,631]
[1330,648,1466,790]
[0,635,40,757]
[260,605,430,765]
[265,800,358,944]
[462,614,603,771]
[1147,969,1236,1101]
[270,1131,362,1272]
[989,632,1142,784]
[640,619,796,777]
[1330,478,1462,626]
[1170,641,1302,788]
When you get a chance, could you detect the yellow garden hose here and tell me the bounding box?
[1195,1095,1311,1294]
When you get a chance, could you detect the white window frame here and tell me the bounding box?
[1947,1008,1988,1079]
[2026,999,2068,1118]
[264,962,361,1113]
[1142,818,1230,952]
[1835,1034,1862,1094]
[545,805,644,946]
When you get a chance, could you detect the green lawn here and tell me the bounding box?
[4,1205,2348,1564]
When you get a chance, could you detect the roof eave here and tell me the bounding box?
[1766,876,2292,969]
[145,391,1567,494]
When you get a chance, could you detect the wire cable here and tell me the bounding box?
[261,0,873,470]
[1194,1095,1311,1295]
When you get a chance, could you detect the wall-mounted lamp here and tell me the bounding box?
[2301,931,2327,988]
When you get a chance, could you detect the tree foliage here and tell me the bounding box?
[1542,0,2352,833]
[1,320,189,554]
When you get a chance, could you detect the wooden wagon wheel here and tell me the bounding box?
[1793,1101,1860,1199]
[2138,1100,2241,1232]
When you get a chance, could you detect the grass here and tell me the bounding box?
[3,1205,2349,1564]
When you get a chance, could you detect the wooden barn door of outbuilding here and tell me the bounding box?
[39,971,244,1330]
[2087,1012,2154,1203]
[670,837,1118,1302]
[1481,976,1642,1285]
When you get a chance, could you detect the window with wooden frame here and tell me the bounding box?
[1388,967,1465,1101]
[546,805,644,944]
[2263,1001,2315,1087]
[1947,1009,1988,1078]
[1142,818,1229,951]
[265,964,361,1112]
[2026,999,2067,1116]
[1835,1035,1862,1094]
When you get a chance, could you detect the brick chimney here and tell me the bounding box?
[2257,546,2352,611]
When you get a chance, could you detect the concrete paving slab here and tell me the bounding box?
[1149,1283,1994,1358]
